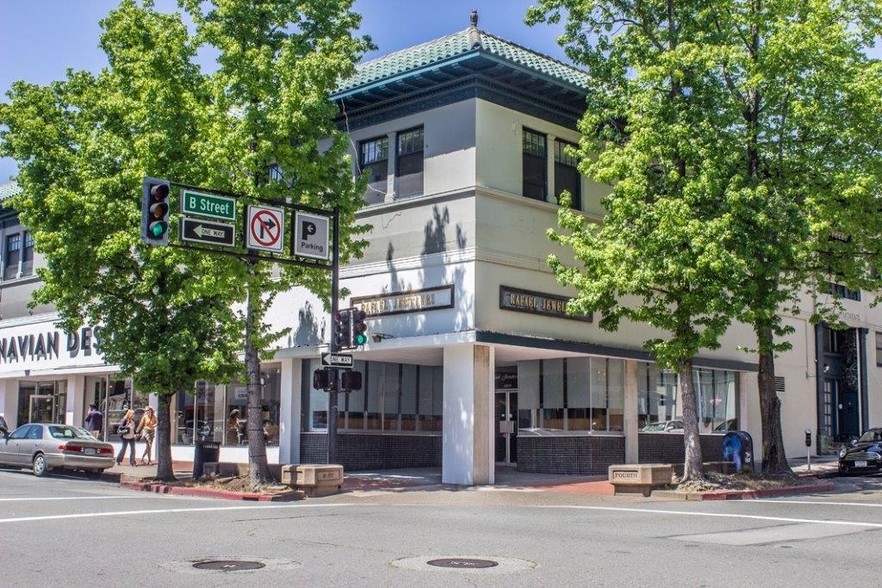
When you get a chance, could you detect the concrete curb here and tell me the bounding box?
[119,479,305,502]
[652,480,836,501]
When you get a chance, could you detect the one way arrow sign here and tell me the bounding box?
[180,217,236,247]
[321,352,353,367]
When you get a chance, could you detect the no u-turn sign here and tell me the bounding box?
[294,212,330,260]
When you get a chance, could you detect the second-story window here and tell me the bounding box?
[21,231,34,277]
[522,128,546,201]
[360,136,388,204]
[396,127,424,199]
[5,233,21,280]
[554,140,581,210]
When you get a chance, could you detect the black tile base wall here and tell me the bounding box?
[300,433,442,471]
[517,435,625,475]
[638,433,725,463]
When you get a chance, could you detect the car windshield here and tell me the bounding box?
[641,422,667,431]
[48,425,95,440]
[858,430,882,443]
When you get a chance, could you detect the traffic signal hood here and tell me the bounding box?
[341,370,362,391]
[352,308,368,346]
[141,178,171,245]
[333,309,351,351]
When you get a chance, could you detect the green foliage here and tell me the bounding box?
[1,0,242,394]
[531,0,882,474]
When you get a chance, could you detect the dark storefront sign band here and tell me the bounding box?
[499,285,592,322]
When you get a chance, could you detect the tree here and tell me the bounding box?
[532,0,742,481]
[179,0,372,485]
[529,0,882,474]
[1,0,373,487]
[0,0,242,481]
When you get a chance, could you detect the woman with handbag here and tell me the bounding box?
[136,406,157,465]
[115,409,137,467]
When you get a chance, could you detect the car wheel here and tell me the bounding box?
[85,469,102,480]
[32,453,49,477]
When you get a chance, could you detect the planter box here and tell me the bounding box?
[281,464,344,497]
[608,464,673,496]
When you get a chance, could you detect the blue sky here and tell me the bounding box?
[0,0,570,184]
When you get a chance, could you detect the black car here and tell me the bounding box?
[838,427,882,475]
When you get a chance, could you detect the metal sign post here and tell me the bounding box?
[327,207,341,465]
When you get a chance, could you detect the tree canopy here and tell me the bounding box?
[0,0,374,484]
[529,0,882,475]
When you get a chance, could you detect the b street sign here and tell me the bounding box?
[321,352,353,367]
[180,217,236,247]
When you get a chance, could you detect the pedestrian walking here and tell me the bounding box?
[84,404,104,439]
[136,406,157,465]
[116,409,137,467]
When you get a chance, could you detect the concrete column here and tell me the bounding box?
[623,360,639,463]
[66,375,83,426]
[278,358,301,464]
[442,344,494,485]
[385,131,397,203]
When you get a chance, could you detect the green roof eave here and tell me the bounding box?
[332,50,484,102]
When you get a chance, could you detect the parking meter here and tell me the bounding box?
[804,428,812,472]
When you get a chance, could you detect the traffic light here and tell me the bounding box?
[333,309,351,350]
[341,370,362,391]
[313,368,331,390]
[141,177,171,245]
[352,307,368,346]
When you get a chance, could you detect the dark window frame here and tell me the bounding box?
[360,136,389,204]
[522,128,547,201]
[396,126,424,198]
[554,139,581,210]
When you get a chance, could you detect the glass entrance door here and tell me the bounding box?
[495,391,518,465]
[29,395,54,423]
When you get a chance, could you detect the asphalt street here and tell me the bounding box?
[1,467,881,587]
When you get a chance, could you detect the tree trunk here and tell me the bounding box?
[244,263,272,486]
[154,393,176,482]
[757,324,791,474]
[679,358,704,481]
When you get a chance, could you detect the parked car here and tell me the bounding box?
[640,420,684,432]
[838,427,882,475]
[0,420,115,478]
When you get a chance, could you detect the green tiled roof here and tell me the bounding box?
[335,26,590,94]
[0,182,21,202]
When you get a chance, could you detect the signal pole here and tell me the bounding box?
[327,207,340,465]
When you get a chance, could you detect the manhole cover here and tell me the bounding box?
[192,560,266,572]
[427,558,499,569]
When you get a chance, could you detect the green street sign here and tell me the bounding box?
[181,189,236,221]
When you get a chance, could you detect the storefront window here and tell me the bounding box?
[303,359,442,433]
[171,363,281,446]
[637,363,737,432]
[81,376,145,441]
[17,380,67,427]
[518,357,624,432]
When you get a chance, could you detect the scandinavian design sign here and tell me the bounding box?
[246,205,285,253]
[293,211,330,260]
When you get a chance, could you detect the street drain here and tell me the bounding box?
[427,558,498,569]
[192,560,266,572]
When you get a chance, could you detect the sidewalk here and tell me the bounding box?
[106,456,840,501]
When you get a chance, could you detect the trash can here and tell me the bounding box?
[722,431,754,473]
[193,440,221,479]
